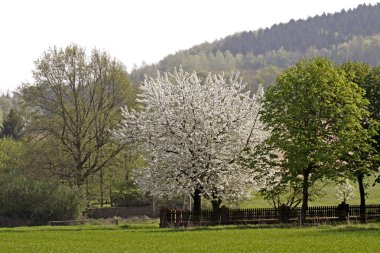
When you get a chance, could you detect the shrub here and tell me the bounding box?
[0,173,85,225]
[110,180,150,207]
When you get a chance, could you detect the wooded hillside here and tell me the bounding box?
[131,3,380,91]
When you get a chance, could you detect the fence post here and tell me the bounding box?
[159,208,169,228]
[219,206,229,224]
[360,204,367,224]
[279,204,290,223]
[337,202,349,220]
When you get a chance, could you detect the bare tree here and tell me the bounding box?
[21,44,137,186]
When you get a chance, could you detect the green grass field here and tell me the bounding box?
[0,221,379,253]
[234,177,380,208]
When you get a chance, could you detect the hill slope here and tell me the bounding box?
[131,3,380,91]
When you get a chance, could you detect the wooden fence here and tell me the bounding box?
[85,206,159,219]
[159,204,380,228]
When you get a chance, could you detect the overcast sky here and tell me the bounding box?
[0,0,379,93]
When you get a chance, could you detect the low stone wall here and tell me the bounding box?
[85,206,159,219]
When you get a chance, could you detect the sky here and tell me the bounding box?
[0,0,379,93]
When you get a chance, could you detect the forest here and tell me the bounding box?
[131,3,380,91]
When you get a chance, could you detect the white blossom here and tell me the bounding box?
[113,69,269,204]
[336,179,355,203]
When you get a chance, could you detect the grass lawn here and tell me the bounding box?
[0,221,379,253]
[235,177,380,208]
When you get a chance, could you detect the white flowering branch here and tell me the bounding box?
[336,179,355,203]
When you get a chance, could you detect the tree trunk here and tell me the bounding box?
[152,198,156,217]
[100,167,104,207]
[85,178,90,207]
[300,170,310,224]
[211,199,222,222]
[75,156,84,187]
[211,199,222,213]
[193,189,202,214]
[357,173,367,224]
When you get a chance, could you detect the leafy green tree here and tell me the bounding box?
[261,57,370,222]
[0,138,24,174]
[363,67,380,126]
[20,44,137,186]
[0,108,23,139]
[340,61,378,223]
[362,66,380,184]
[0,94,14,125]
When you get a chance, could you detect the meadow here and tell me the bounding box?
[236,178,380,208]
[0,220,379,253]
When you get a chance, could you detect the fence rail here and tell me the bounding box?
[159,204,380,228]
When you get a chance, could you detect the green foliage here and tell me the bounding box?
[339,61,379,178]
[263,57,368,174]
[131,4,380,93]
[0,174,85,224]
[81,149,147,207]
[259,179,327,208]
[110,180,150,207]
[261,57,370,214]
[20,44,138,187]
[214,4,380,56]
[0,108,23,139]
[0,93,14,124]
[341,62,380,190]
[340,61,372,88]
[362,66,380,184]
[363,66,380,121]
[0,138,24,174]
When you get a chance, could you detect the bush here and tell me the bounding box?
[110,180,185,208]
[110,180,150,207]
[0,173,85,225]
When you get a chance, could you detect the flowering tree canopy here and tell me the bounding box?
[113,69,268,211]
[336,179,355,203]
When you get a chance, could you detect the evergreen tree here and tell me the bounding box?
[0,108,23,140]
